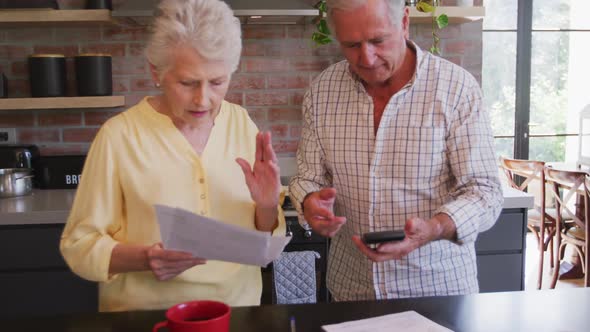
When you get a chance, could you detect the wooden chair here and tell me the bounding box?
[546,168,589,288]
[499,157,557,289]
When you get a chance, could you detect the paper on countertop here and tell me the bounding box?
[155,204,291,267]
[322,311,453,332]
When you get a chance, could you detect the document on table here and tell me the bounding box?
[322,311,453,332]
[155,204,291,267]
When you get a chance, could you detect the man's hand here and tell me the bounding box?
[147,243,207,281]
[303,188,346,237]
[352,214,457,262]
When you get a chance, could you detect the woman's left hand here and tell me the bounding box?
[236,132,281,208]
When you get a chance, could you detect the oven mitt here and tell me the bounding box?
[273,250,321,304]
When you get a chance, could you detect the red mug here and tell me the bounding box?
[153,300,231,332]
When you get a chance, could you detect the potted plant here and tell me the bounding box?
[311,0,448,55]
[311,0,331,45]
[415,0,448,54]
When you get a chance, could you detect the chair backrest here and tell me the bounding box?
[499,156,550,209]
[544,168,589,230]
[499,157,546,192]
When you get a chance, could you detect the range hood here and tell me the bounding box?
[112,0,320,25]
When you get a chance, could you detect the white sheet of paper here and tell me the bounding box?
[155,204,291,267]
[322,311,453,332]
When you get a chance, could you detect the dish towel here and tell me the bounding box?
[273,250,321,304]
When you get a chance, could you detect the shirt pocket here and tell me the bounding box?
[379,126,446,190]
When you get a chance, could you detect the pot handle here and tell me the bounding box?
[15,175,35,180]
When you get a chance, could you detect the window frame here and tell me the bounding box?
[484,0,589,160]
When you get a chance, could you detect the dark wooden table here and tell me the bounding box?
[4,288,589,331]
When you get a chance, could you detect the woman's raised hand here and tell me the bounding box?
[236,131,281,209]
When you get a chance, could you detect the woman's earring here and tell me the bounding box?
[155,82,161,88]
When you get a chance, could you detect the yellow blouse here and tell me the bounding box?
[60,97,285,312]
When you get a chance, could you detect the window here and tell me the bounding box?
[482,0,590,163]
[529,0,590,162]
[482,0,517,158]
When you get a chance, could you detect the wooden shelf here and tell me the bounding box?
[0,96,126,110]
[0,7,483,26]
[0,9,113,26]
[409,6,485,24]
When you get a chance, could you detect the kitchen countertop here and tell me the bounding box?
[0,189,76,225]
[0,186,533,226]
[502,185,534,209]
[4,288,590,331]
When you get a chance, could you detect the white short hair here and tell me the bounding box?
[326,0,405,32]
[146,0,242,77]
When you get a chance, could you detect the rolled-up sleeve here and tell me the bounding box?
[60,125,122,282]
[435,81,504,244]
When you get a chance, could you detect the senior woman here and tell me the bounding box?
[60,0,284,312]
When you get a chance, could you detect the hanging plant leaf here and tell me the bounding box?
[312,32,332,45]
[312,1,332,45]
[430,46,440,54]
[416,2,434,13]
[436,14,449,29]
[317,19,331,35]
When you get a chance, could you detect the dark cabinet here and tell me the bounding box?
[0,208,526,318]
[0,226,67,269]
[477,254,524,292]
[475,208,528,292]
[261,208,529,303]
[0,270,97,317]
[0,224,97,318]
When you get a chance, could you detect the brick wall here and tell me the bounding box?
[0,0,483,156]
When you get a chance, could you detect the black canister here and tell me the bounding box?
[85,0,112,10]
[74,53,113,96]
[28,54,67,97]
[0,0,58,9]
[0,72,7,98]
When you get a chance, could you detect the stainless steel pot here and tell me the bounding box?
[0,168,34,198]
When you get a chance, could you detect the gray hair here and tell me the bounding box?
[145,0,242,78]
[326,0,406,33]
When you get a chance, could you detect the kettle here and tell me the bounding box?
[0,145,40,187]
[0,145,40,169]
